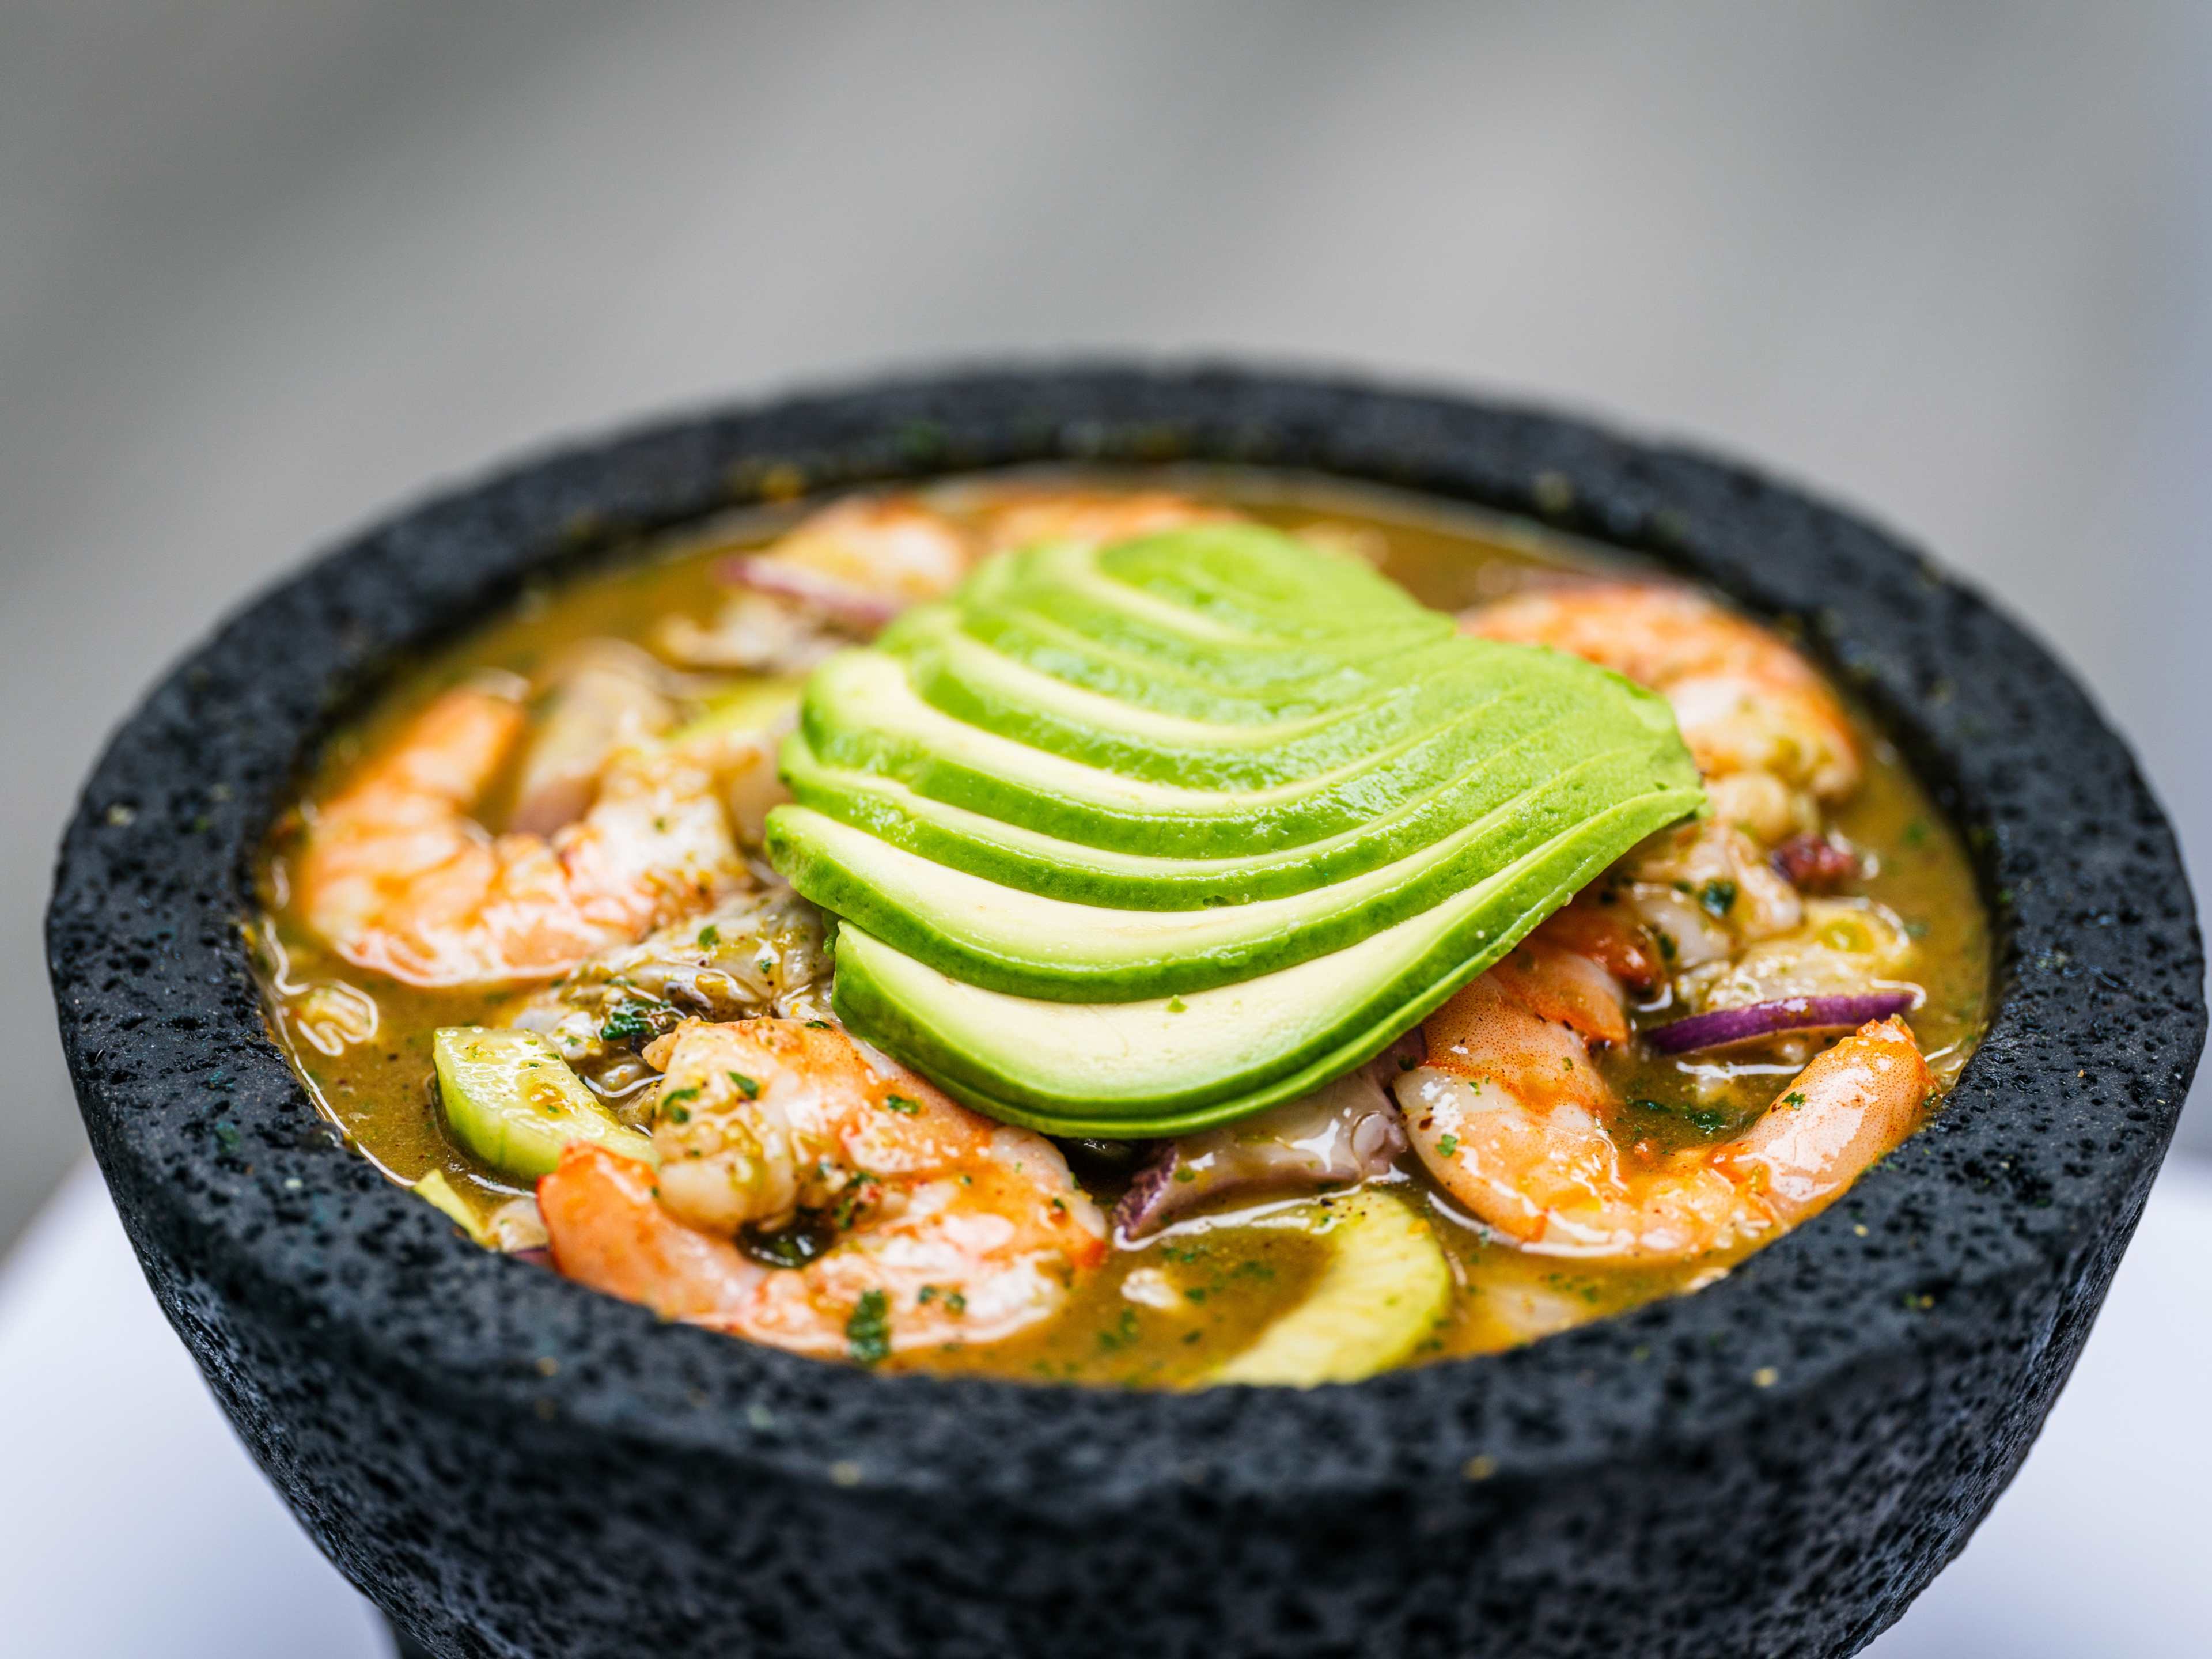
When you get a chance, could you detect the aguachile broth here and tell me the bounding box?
[255,469,1990,1387]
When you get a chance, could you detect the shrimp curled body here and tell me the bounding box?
[298,685,754,987]
[537,1020,1107,1357]
[1397,951,1930,1261]
[1465,581,1860,841]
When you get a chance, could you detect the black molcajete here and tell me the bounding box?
[47,367,2204,1659]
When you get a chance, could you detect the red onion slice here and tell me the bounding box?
[1646,991,1917,1054]
[1770,833,1863,891]
[717,555,906,631]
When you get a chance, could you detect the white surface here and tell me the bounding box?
[1,1159,2206,1657]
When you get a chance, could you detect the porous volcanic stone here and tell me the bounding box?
[47,366,2204,1659]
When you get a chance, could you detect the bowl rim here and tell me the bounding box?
[47,359,2205,1506]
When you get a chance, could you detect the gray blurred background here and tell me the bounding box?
[6,0,2211,1254]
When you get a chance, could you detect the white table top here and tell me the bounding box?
[3,1157,2206,1658]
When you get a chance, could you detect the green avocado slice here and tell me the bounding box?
[774,522,1702,1135]
[778,726,1581,910]
[953,535,1453,696]
[802,640,1680,859]
[774,740,1692,1001]
[888,606,1500,790]
[951,599,1442,724]
[824,787,1692,1135]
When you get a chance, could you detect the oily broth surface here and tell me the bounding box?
[256,468,1990,1381]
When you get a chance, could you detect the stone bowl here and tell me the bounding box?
[47,366,2204,1659]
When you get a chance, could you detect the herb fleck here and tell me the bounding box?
[599,1001,660,1044]
[882,1093,922,1115]
[845,1289,891,1365]
[728,1071,761,1100]
[1699,878,1738,918]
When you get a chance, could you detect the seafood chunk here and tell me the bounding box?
[1465,581,1860,839]
[539,1020,1107,1358]
[299,684,752,987]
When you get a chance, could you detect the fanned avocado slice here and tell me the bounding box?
[771,523,1701,1135]
[777,741,1688,1001]
[433,1027,653,1180]
[825,788,1684,1135]
[800,643,1690,861]
[1206,1190,1453,1387]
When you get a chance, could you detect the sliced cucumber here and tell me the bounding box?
[433,1027,654,1181]
[1207,1188,1452,1387]
[409,1169,496,1247]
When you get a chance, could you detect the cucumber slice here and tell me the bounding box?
[1207,1189,1452,1387]
[433,1027,654,1180]
[409,1169,496,1247]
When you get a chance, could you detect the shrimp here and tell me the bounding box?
[537,1019,1107,1357]
[506,641,677,836]
[658,495,978,673]
[970,487,1236,552]
[1464,581,1860,840]
[298,683,753,987]
[753,495,975,605]
[1396,947,1931,1259]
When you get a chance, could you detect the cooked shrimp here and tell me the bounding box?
[537,1019,1107,1357]
[659,495,977,672]
[298,683,751,987]
[507,641,676,836]
[1397,951,1931,1259]
[971,487,1235,552]
[756,495,975,604]
[1599,818,1808,976]
[1464,582,1859,839]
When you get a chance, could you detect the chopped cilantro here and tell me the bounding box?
[598,1001,660,1044]
[697,924,721,947]
[844,1289,891,1365]
[882,1093,922,1115]
[1699,878,1738,918]
[1437,1134,1460,1157]
[1097,1308,1141,1353]
[728,1071,761,1099]
[1782,1090,1807,1108]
